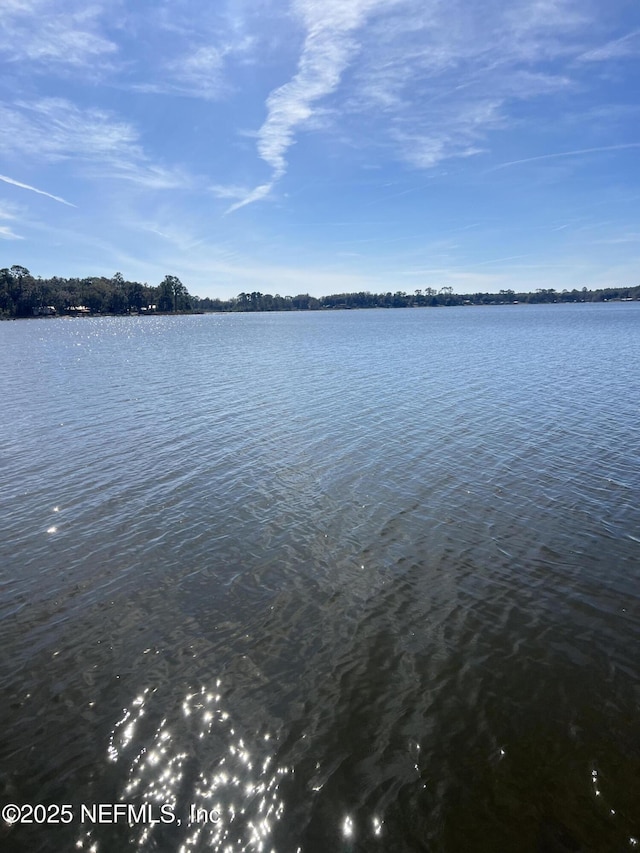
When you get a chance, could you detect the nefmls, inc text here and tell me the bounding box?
[80,803,177,824]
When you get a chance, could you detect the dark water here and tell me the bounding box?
[1,304,639,853]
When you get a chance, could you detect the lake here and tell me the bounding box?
[1,304,639,852]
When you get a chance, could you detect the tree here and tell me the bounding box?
[11,265,31,280]
[127,281,145,313]
[4,265,36,316]
[158,275,189,312]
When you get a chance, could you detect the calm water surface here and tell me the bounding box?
[1,304,639,852]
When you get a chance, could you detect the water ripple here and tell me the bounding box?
[1,305,639,851]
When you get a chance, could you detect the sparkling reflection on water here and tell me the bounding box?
[76,682,289,852]
[1,305,639,852]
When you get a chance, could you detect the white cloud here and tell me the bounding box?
[0,172,75,206]
[229,0,397,211]
[0,99,190,190]
[489,143,640,171]
[0,98,137,163]
[0,225,24,240]
[392,99,503,169]
[113,1,262,101]
[577,28,640,62]
[0,0,254,99]
[0,1,117,74]
[139,38,255,101]
[163,35,257,100]
[209,183,255,200]
[340,0,585,170]
[230,0,600,209]
[170,45,225,92]
[227,182,275,213]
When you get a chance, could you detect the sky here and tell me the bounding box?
[0,0,639,299]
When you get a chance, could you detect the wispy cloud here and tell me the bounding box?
[0,173,75,206]
[133,37,255,101]
[0,1,253,99]
[208,183,245,200]
[0,1,117,75]
[229,0,395,212]
[165,36,256,100]
[392,99,503,169]
[0,225,24,240]
[113,1,263,101]
[0,99,190,190]
[166,45,227,99]
[489,143,640,171]
[0,98,136,163]
[341,0,585,169]
[231,0,601,209]
[578,28,640,62]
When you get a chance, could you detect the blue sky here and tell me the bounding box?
[0,0,639,298]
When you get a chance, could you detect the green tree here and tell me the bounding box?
[158,275,190,312]
[127,281,145,313]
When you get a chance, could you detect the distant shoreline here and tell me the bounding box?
[4,299,640,322]
[1,265,638,319]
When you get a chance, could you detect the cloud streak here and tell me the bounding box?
[0,99,190,190]
[489,143,640,171]
[578,28,640,62]
[0,1,117,75]
[0,173,75,206]
[228,0,392,212]
[0,225,23,240]
[338,0,586,172]
[230,0,605,209]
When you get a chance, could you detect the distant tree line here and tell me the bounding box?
[1,265,638,319]
[0,266,192,318]
[179,284,640,312]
